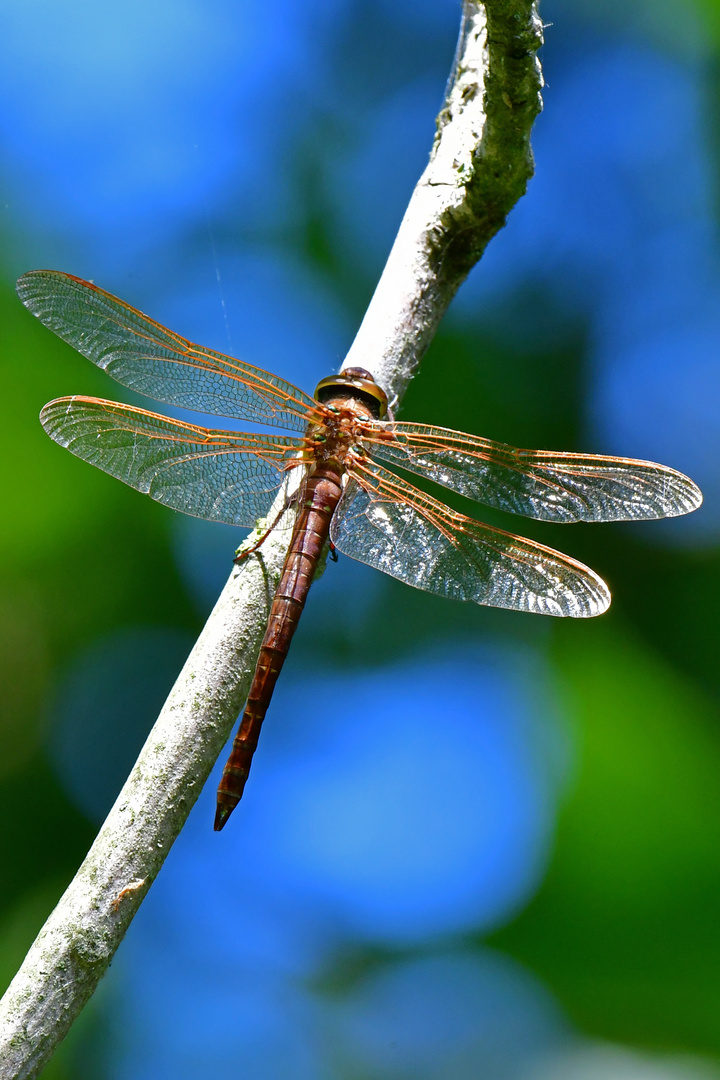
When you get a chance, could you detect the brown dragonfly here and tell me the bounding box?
[19,270,702,830]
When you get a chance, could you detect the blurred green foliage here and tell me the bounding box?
[493,624,720,1054]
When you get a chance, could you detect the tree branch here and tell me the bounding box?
[0,3,543,1076]
[344,0,543,408]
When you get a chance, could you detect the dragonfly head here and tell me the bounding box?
[314,367,388,419]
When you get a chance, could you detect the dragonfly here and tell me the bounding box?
[18,270,702,831]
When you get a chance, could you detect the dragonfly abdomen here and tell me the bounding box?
[214,463,344,831]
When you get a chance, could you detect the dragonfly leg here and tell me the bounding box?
[234,493,299,564]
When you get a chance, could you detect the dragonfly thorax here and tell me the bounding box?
[304,404,370,469]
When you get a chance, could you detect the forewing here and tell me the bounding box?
[332,459,610,617]
[362,422,702,523]
[19,270,318,430]
[41,396,303,527]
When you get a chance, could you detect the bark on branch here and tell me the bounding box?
[0,3,543,1076]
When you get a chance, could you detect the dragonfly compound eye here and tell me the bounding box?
[314,371,388,419]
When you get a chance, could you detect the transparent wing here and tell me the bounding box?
[331,458,610,618]
[41,396,304,527]
[361,421,702,523]
[19,270,318,431]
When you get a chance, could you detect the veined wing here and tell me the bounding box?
[41,396,304,527]
[361,421,702,523]
[19,271,318,431]
[332,457,610,617]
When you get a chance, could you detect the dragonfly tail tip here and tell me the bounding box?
[213,803,234,832]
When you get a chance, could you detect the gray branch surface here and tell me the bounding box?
[0,3,542,1077]
[344,0,544,409]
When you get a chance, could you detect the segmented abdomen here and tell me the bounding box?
[214,463,343,830]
